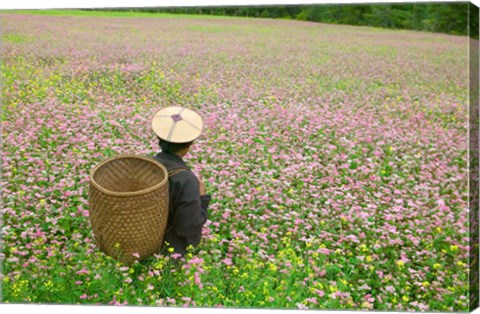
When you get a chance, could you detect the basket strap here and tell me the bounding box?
[164,168,187,237]
[168,168,187,177]
[165,225,174,235]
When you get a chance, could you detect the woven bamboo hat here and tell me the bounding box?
[151,106,204,143]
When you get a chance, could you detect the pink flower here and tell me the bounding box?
[194,271,203,289]
[418,303,429,311]
[346,234,359,243]
[317,248,330,255]
[385,286,395,293]
[305,297,317,304]
[171,253,183,259]
[297,303,308,310]
[188,256,203,265]
[76,269,90,275]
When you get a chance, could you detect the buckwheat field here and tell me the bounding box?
[1,11,470,311]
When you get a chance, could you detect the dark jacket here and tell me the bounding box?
[153,151,210,255]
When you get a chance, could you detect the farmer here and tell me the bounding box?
[151,106,211,257]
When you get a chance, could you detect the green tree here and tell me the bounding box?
[87,3,470,36]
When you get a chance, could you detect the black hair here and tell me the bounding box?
[158,137,193,154]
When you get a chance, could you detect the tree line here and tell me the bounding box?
[90,2,477,37]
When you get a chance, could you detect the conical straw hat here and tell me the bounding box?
[151,106,204,143]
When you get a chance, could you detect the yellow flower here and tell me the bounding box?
[433,263,441,269]
[422,281,430,287]
[450,245,458,252]
[362,302,371,308]
[44,280,53,288]
[396,261,405,267]
[402,295,409,302]
[457,261,466,267]
[154,261,164,270]
[366,256,372,262]
[359,244,368,252]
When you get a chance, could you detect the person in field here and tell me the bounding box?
[151,106,211,256]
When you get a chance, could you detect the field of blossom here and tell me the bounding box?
[0,11,471,311]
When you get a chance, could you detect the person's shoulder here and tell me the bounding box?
[170,169,196,182]
[170,170,199,194]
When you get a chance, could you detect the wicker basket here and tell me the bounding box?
[88,155,169,264]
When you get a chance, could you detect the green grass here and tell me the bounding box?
[3,34,30,43]
[2,9,241,20]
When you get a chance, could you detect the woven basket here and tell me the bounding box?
[88,155,169,264]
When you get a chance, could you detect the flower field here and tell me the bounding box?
[0,10,470,311]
